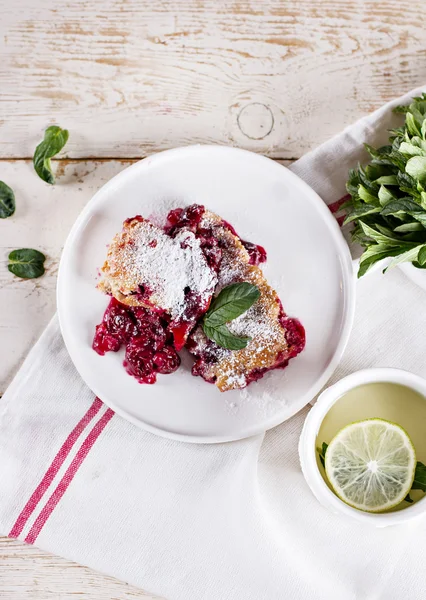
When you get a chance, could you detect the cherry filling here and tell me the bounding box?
[165,204,205,234]
[92,298,180,384]
[167,206,266,267]
[279,315,306,359]
[221,219,267,266]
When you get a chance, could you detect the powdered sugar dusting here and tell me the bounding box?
[119,221,217,319]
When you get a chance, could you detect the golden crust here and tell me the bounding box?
[189,211,289,392]
[98,217,154,308]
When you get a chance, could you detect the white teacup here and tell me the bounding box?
[299,368,426,527]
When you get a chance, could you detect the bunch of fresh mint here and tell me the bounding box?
[345,93,426,277]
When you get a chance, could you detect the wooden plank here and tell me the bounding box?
[1,0,425,160]
[0,537,161,599]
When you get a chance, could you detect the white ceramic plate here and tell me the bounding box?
[58,145,355,443]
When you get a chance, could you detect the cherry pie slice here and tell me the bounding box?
[175,209,306,392]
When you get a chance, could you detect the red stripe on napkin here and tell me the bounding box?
[9,397,103,539]
[25,408,114,544]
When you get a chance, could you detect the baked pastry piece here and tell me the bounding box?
[98,215,218,350]
[94,204,304,389]
[175,208,306,392]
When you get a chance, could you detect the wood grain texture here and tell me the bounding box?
[1,0,425,160]
[0,538,161,599]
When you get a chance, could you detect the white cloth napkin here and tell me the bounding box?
[2,85,426,600]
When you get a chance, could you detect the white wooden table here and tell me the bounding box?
[1,0,425,597]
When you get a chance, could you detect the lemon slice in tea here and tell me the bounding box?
[325,418,416,512]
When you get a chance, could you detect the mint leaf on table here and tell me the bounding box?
[202,282,260,350]
[33,126,69,184]
[8,248,46,279]
[343,92,426,276]
[0,181,15,218]
[317,442,328,468]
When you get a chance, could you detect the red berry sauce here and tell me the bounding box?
[93,297,180,384]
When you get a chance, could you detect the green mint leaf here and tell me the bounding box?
[358,184,379,205]
[417,246,426,266]
[411,461,426,492]
[411,212,426,227]
[343,205,381,225]
[358,221,405,245]
[346,168,360,196]
[317,442,328,468]
[364,143,392,160]
[358,165,379,192]
[378,185,395,206]
[33,126,69,184]
[406,112,422,137]
[406,156,426,185]
[375,175,398,185]
[380,198,423,215]
[204,282,260,328]
[385,245,424,271]
[8,248,46,279]
[358,245,410,277]
[393,104,410,114]
[399,142,426,157]
[405,493,414,503]
[202,322,251,350]
[0,181,15,218]
[394,222,424,233]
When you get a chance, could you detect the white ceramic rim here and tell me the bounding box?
[57,145,356,443]
[299,367,426,526]
[399,262,426,293]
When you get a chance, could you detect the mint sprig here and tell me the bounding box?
[317,442,328,468]
[202,282,260,350]
[33,126,69,184]
[344,93,426,277]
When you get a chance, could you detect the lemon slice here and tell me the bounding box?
[325,419,416,513]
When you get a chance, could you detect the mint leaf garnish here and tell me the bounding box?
[8,248,46,279]
[33,126,69,184]
[0,181,15,218]
[203,322,251,351]
[202,282,260,350]
[317,442,328,468]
